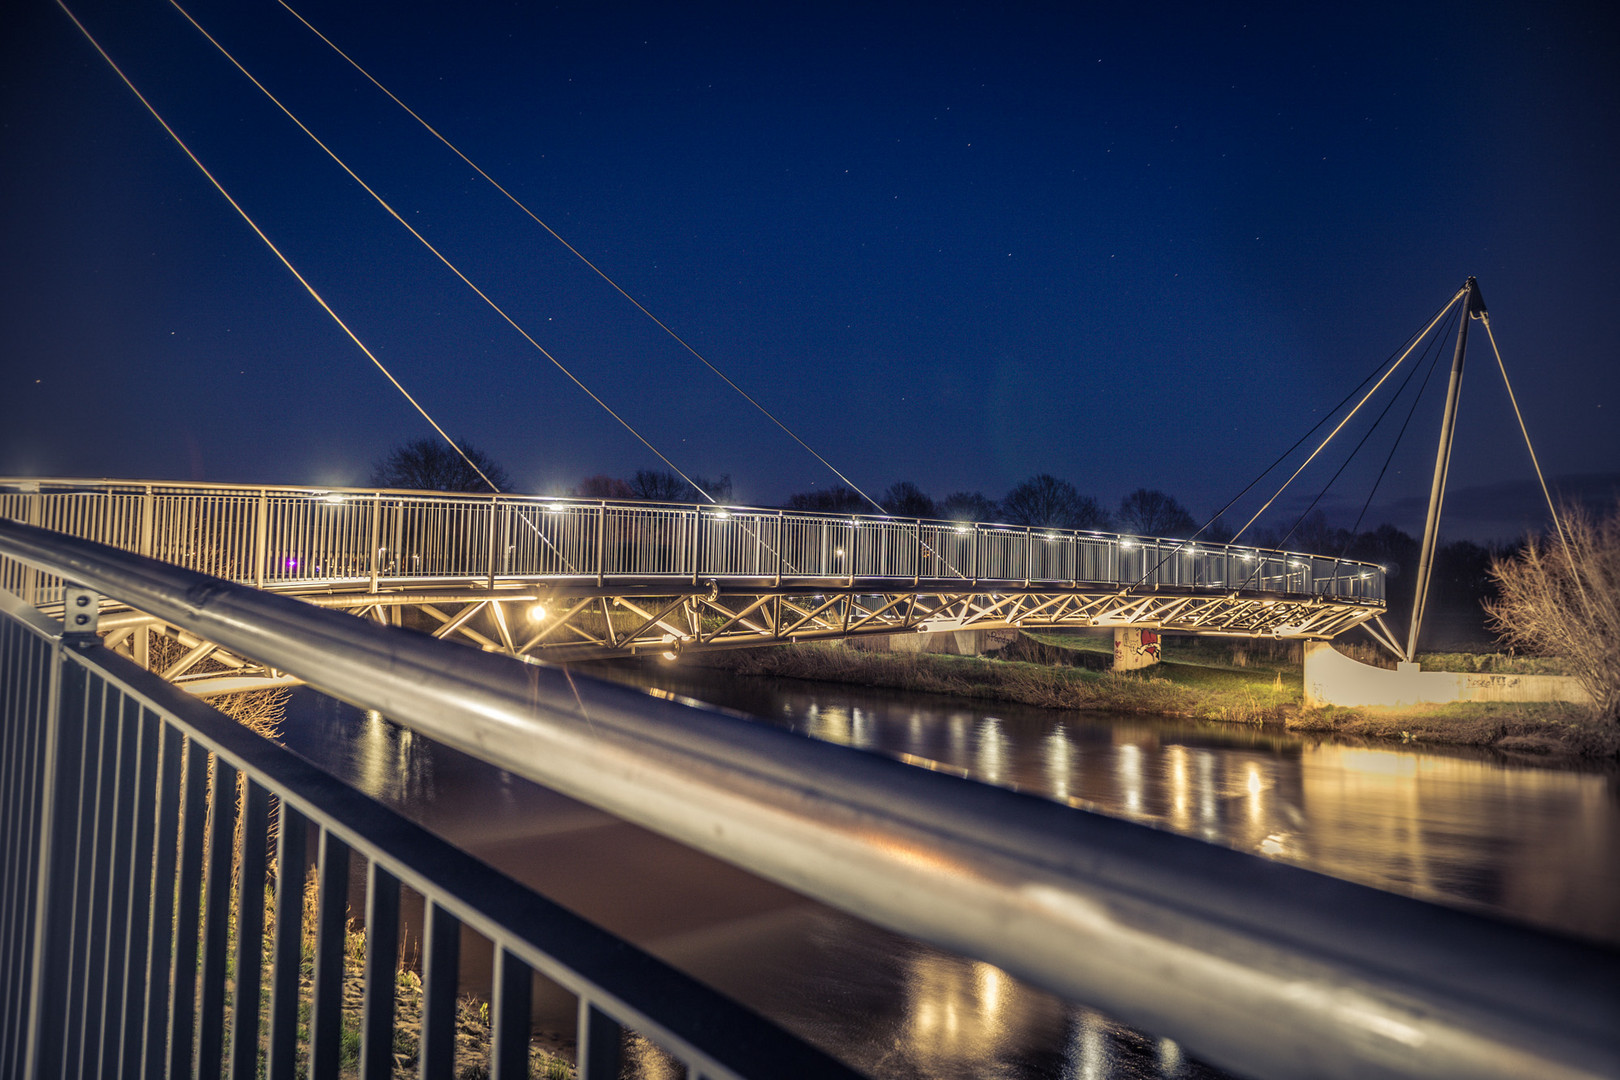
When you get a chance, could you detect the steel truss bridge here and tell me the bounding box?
[2,478,1384,692]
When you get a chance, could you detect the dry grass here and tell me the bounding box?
[716,641,1285,722]
[1288,702,1620,757]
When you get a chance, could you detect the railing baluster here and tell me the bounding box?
[139,723,181,1080]
[68,676,115,1080]
[27,644,89,1080]
[230,779,271,1080]
[266,802,308,1080]
[309,830,350,1080]
[197,759,239,1079]
[360,862,401,1080]
[419,900,460,1080]
[103,694,149,1079]
[492,947,532,1080]
[578,1000,624,1080]
[167,737,209,1079]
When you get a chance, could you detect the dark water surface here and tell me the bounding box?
[278,664,1620,1079]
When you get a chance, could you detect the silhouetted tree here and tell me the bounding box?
[1116,489,1196,537]
[1202,512,1236,545]
[787,486,868,513]
[370,438,510,493]
[940,491,999,522]
[882,481,936,518]
[572,475,634,499]
[629,469,733,503]
[1000,475,1110,530]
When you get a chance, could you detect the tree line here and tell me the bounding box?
[370,437,1617,704]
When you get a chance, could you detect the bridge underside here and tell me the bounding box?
[79,576,1382,694]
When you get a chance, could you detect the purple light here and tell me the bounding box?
[285,557,298,571]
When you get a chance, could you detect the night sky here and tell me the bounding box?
[3,0,1617,542]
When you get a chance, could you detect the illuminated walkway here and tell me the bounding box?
[2,478,1384,689]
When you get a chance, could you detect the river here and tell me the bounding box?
[278,662,1620,1079]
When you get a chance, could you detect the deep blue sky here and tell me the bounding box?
[3,0,1616,541]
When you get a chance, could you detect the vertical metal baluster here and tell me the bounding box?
[419,901,460,1080]
[265,803,308,1080]
[96,693,143,1078]
[66,676,113,1080]
[23,640,87,1080]
[577,1001,624,1080]
[0,622,24,1055]
[196,760,239,1079]
[491,948,532,1080]
[309,831,350,1080]
[142,725,184,1080]
[359,863,400,1080]
[230,780,271,1079]
[116,713,161,1078]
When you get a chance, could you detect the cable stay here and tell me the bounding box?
[52,0,503,495]
[162,0,716,506]
[1127,287,1466,593]
[1274,302,1460,554]
[1230,287,1467,545]
[275,0,889,515]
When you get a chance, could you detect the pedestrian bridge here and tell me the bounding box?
[2,478,1384,690]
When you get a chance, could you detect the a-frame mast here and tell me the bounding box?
[1404,276,1486,661]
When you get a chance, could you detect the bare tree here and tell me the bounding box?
[371,438,511,493]
[1001,475,1110,530]
[940,491,999,522]
[628,469,734,503]
[1116,489,1195,537]
[1487,502,1620,722]
[787,486,868,513]
[882,481,936,518]
[572,475,634,499]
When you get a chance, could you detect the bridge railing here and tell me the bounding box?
[0,518,1610,1080]
[0,536,862,1080]
[0,478,1385,607]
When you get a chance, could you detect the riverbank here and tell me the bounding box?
[689,639,1619,759]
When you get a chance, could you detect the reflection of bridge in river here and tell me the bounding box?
[3,478,1384,689]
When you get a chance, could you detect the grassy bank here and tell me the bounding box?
[699,637,1619,759]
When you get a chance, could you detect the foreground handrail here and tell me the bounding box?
[0,517,1612,1080]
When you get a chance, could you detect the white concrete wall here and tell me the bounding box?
[1302,641,1592,708]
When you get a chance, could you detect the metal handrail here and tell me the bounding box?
[0,517,1611,1080]
[0,477,1386,604]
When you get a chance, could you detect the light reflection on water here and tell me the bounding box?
[279,664,1619,1080]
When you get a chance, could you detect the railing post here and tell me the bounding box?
[254,491,268,588]
[367,494,381,594]
[773,511,783,588]
[487,499,500,591]
[691,509,702,586]
[21,614,83,1079]
[138,486,154,559]
[595,503,607,587]
[913,520,922,586]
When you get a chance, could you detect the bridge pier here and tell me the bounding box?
[1113,627,1161,671]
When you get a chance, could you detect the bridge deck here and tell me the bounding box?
[2,479,1384,676]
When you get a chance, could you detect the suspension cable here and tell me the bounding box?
[1479,314,1592,617]
[1479,315,1572,550]
[276,0,888,514]
[53,0,503,493]
[1126,290,1467,591]
[166,0,714,503]
[1272,309,1452,554]
[1230,287,1467,543]
[1334,303,1458,556]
